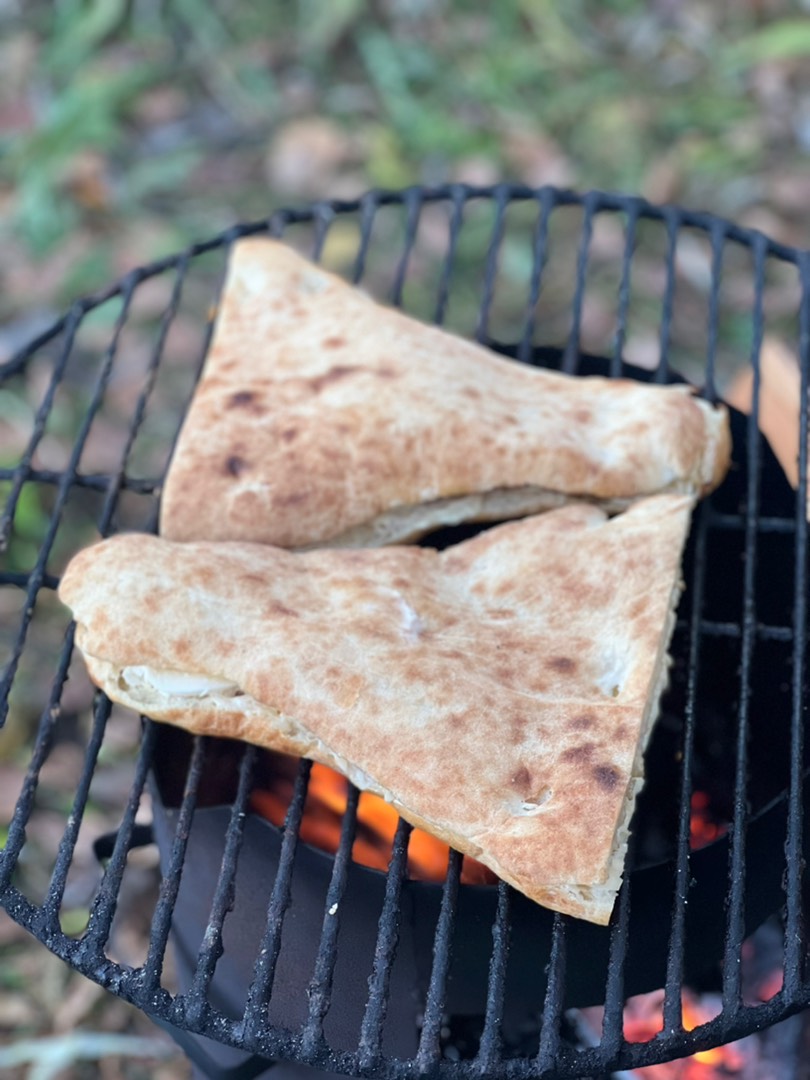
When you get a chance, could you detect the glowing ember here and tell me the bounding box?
[580,988,750,1078]
[689,791,728,851]
[754,967,783,1004]
[250,760,497,885]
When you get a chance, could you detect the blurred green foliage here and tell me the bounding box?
[1,2,809,271]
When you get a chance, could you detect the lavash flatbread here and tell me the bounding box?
[60,494,693,924]
[158,239,729,549]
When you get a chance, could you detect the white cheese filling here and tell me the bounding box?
[120,665,241,699]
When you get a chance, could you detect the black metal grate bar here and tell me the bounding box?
[702,220,727,403]
[600,859,633,1062]
[38,692,112,934]
[432,186,467,327]
[721,234,767,1019]
[266,208,290,240]
[240,756,311,1042]
[0,468,157,494]
[390,188,424,307]
[473,185,510,344]
[415,847,462,1072]
[351,193,380,285]
[518,187,557,365]
[663,501,711,1034]
[185,744,258,1027]
[654,207,681,385]
[695,620,793,642]
[535,914,567,1073]
[474,880,512,1074]
[311,203,336,262]
[140,735,209,997]
[712,513,796,533]
[611,199,641,378]
[302,782,362,1060]
[0,622,77,892]
[784,253,810,995]
[76,717,159,962]
[0,569,60,591]
[561,191,598,374]
[357,817,413,1071]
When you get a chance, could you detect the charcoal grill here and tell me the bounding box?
[2,183,810,1078]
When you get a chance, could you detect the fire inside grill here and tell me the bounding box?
[2,184,810,1080]
[250,756,724,882]
[250,758,498,884]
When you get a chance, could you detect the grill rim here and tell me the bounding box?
[2,179,809,383]
[1,181,810,1077]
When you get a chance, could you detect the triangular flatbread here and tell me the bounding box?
[159,239,728,548]
[60,494,692,924]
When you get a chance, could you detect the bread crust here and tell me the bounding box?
[60,496,693,924]
[159,239,729,548]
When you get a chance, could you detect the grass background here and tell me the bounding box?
[1,2,810,1077]
[2,0,810,350]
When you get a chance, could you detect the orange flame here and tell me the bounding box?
[250,761,497,885]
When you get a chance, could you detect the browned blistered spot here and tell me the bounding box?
[377,365,397,379]
[487,608,513,621]
[462,385,482,400]
[629,596,647,620]
[274,491,307,507]
[309,365,360,392]
[494,662,516,685]
[225,455,249,477]
[440,648,467,662]
[510,715,529,742]
[173,637,192,662]
[281,427,298,443]
[241,573,265,586]
[574,408,593,424]
[322,336,346,349]
[569,712,596,731]
[593,764,621,791]
[511,765,531,793]
[228,390,257,408]
[561,742,595,764]
[548,655,577,674]
[266,601,299,618]
[614,723,630,742]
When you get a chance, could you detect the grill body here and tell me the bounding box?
[1,184,810,1077]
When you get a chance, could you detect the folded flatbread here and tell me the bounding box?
[60,494,693,924]
[159,239,729,548]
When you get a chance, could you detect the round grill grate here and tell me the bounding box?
[1,183,810,1078]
